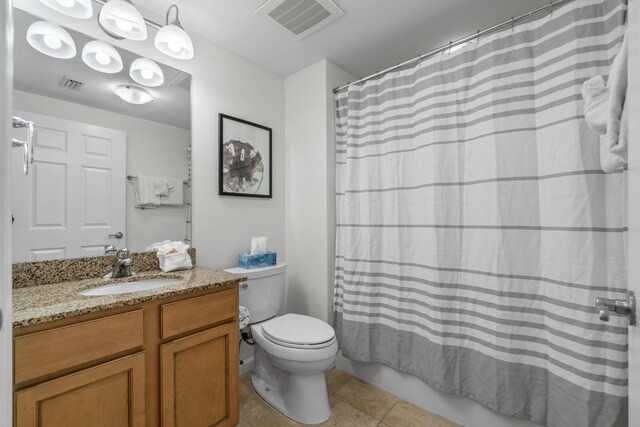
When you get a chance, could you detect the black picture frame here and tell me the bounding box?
[218,113,272,198]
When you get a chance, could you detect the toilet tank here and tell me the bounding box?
[224,262,286,324]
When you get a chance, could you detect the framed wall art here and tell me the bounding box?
[219,113,272,198]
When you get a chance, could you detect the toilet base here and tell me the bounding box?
[251,373,331,425]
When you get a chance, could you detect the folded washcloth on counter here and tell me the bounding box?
[147,240,192,272]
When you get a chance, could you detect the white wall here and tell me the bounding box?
[14,1,286,269]
[13,90,190,252]
[284,59,352,322]
[0,3,13,426]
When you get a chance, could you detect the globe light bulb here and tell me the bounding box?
[43,34,62,50]
[167,41,182,53]
[115,19,133,33]
[95,51,111,65]
[140,68,153,80]
[56,0,76,7]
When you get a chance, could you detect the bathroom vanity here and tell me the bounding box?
[12,266,244,427]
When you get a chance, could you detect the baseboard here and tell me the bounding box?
[240,356,254,376]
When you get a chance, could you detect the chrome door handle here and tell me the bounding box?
[109,232,123,239]
[240,282,248,289]
[12,117,35,175]
[595,291,636,325]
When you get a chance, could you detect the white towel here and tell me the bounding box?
[581,76,608,135]
[134,175,161,208]
[154,240,192,272]
[600,134,626,173]
[605,32,628,162]
[160,178,184,206]
[155,177,170,197]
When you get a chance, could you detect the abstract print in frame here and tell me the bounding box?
[219,113,272,198]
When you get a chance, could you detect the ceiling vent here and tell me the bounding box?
[167,72,191,91]
[256,0,343,40]
[58,76,85,90]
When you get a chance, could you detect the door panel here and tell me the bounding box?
[15,353,145,427]
[161,324,239,427]
[11,110,126,262]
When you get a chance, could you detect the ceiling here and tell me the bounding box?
[13,9,191,129]
[133,0,552,78]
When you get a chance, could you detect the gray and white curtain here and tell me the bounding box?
[333,0,627,426]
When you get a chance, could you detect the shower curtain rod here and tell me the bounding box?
[333,0,575,94]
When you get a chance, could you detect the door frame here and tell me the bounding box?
[627,0,639,423]
[0,1,13,426]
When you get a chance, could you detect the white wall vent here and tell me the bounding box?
[58,76,85,90]
[256,0,343,40]
[167,72,191,91]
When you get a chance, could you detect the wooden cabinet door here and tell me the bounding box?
[15,352,145,427]
[161,323,239,427]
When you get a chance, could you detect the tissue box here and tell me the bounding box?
[239,251,277,269]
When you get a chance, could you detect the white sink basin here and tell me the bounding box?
[79,277,182,296]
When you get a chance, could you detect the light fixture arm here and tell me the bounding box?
[165,4,183,28]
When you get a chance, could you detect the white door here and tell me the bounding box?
[11,110,126,262]
[628,0,640,423]
[0,3,12,426]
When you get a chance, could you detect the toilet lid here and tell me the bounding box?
[262,313,335,346]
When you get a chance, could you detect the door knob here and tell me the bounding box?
[595,291,636,325]
[109,232,123,239]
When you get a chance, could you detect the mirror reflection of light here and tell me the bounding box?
[43,34,62,50]
[95,51,111,65]
[56,0,75,7]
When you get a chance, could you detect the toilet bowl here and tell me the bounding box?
[224,263,338,424]
[251,313,338,424]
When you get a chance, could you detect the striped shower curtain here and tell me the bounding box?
[333,1,628,426]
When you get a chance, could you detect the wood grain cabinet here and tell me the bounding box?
[13,283,240,427]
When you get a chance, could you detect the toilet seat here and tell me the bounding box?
[261,313,336,349]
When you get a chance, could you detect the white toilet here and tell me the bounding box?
[224,262,338,425]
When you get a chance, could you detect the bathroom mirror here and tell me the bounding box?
[11,9,192,262]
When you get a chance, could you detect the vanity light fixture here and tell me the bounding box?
[98,0,147,41]
[115,85,154,104]
[129,57,164,87]
[39,0,93,19]
[26,21,76,59]
[82,40,123,73]
[154,4,194,60]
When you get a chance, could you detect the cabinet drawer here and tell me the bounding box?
[14,310,144,385]
[161,289,237,339]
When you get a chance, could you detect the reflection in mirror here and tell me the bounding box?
[11,8,192,262]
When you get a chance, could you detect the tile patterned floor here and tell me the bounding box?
[238,369,460,427]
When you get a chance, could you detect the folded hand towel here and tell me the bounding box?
[605,32,628,157]
[160,178,184,206]
[582,76,608,135]
[155,177,170,197]
[134,175,161,208]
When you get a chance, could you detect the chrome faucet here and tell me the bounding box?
[103,245,135,279]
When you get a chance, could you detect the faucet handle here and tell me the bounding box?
[116,248,130,259]
[104,244,117,255]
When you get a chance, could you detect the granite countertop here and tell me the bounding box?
[13,267,247,328]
